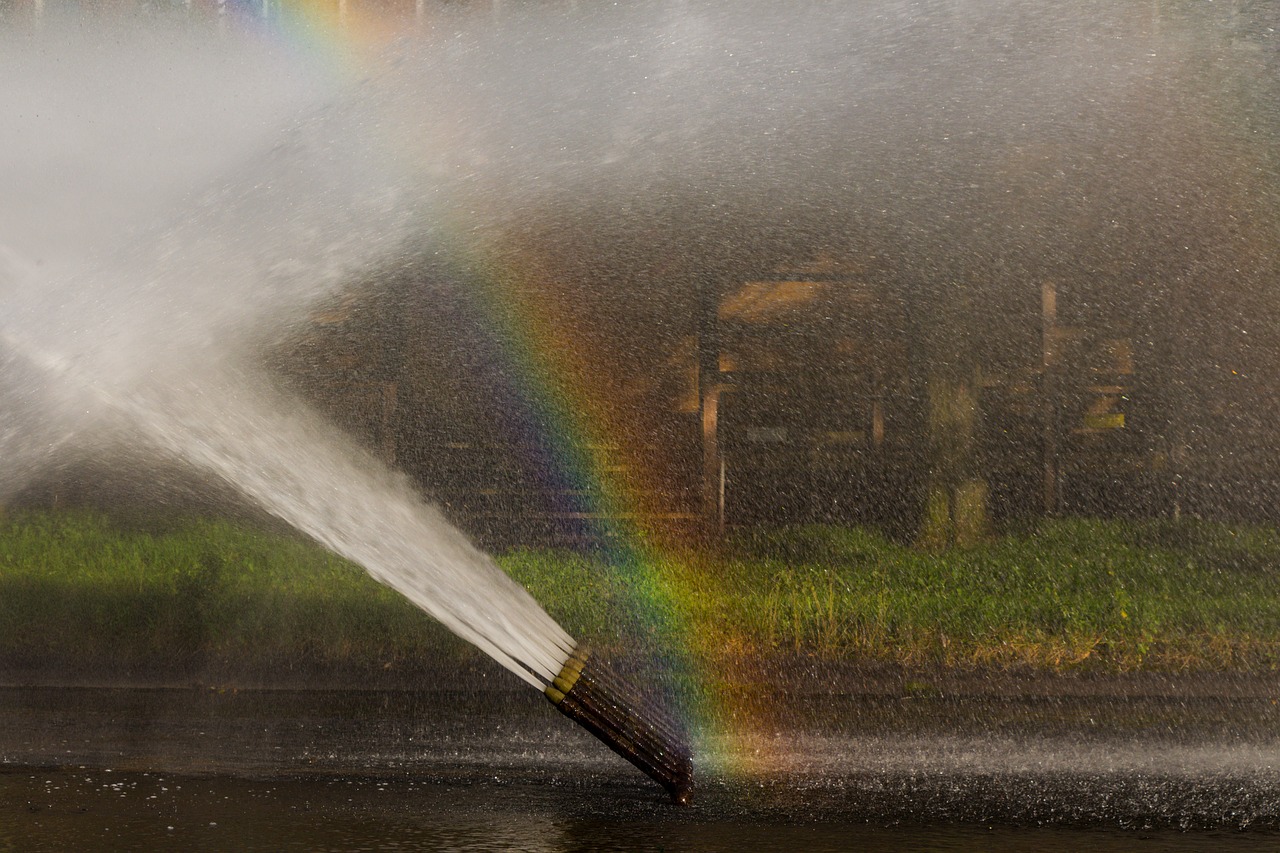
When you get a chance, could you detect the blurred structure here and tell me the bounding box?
[280,255,1210,547]
[8,0,1276,542]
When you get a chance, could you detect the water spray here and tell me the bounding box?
[0,326,694,802]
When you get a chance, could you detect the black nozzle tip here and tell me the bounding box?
[547,648,694,804]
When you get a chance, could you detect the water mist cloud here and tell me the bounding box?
[1,0,1275,486]
[6,0,1262,370]
[0,0,1273,689]
[0,19,329,267]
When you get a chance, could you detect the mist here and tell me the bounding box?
[1,0,1277,523]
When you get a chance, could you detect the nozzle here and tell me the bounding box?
[545,646,694,804]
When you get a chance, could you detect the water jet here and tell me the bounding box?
[0,15,706,801]
[0,319,695,803]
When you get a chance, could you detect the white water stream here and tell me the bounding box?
[0,20,578,689]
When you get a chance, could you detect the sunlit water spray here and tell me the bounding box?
[2,314,693,798]
[0,12,694,798]
[3,0,1257,801]
[2,326,575,687]
[0,57,576,684]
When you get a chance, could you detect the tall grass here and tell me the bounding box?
[1,511,1278,682]
[695,520,1280,670]
[0,511,463,681]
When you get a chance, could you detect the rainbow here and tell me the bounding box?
[217,0,402,71]
[204,0,770,777]
[427,228,747,773]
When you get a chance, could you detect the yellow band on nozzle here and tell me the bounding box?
[545,646,591,705]
[565,646,590,673]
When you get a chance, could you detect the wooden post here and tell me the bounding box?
[1042,281,1060,515]
[699,281,723,537]
[701,385,722,534]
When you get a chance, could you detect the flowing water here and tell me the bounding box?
[8,770,1278,852]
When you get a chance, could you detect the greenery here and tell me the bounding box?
[690,520,1280,670]
[1,511,1278,684]
[0,512,462,681]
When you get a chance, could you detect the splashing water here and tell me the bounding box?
[0,23,579,691]
[0,27,700,791]
[2,326,574,688]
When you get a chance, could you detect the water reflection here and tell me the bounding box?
[3,684,1279,845]
[5,769,1280,852]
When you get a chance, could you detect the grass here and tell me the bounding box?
[1,510,1278,683]
[687,520,1280,671]
[0,511,463,682]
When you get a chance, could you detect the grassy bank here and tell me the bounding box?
[0,512,462,682]
[685,521,1280,671]
[1,511,1278,683]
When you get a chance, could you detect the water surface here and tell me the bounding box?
[3,683,1278,849]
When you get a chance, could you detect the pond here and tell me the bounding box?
[3,682,1278,850]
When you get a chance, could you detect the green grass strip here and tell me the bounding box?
[1,511,1277,681]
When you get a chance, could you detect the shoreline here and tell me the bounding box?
[4,657,1278,699]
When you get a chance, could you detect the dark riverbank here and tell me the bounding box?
[7,654,1279,707]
